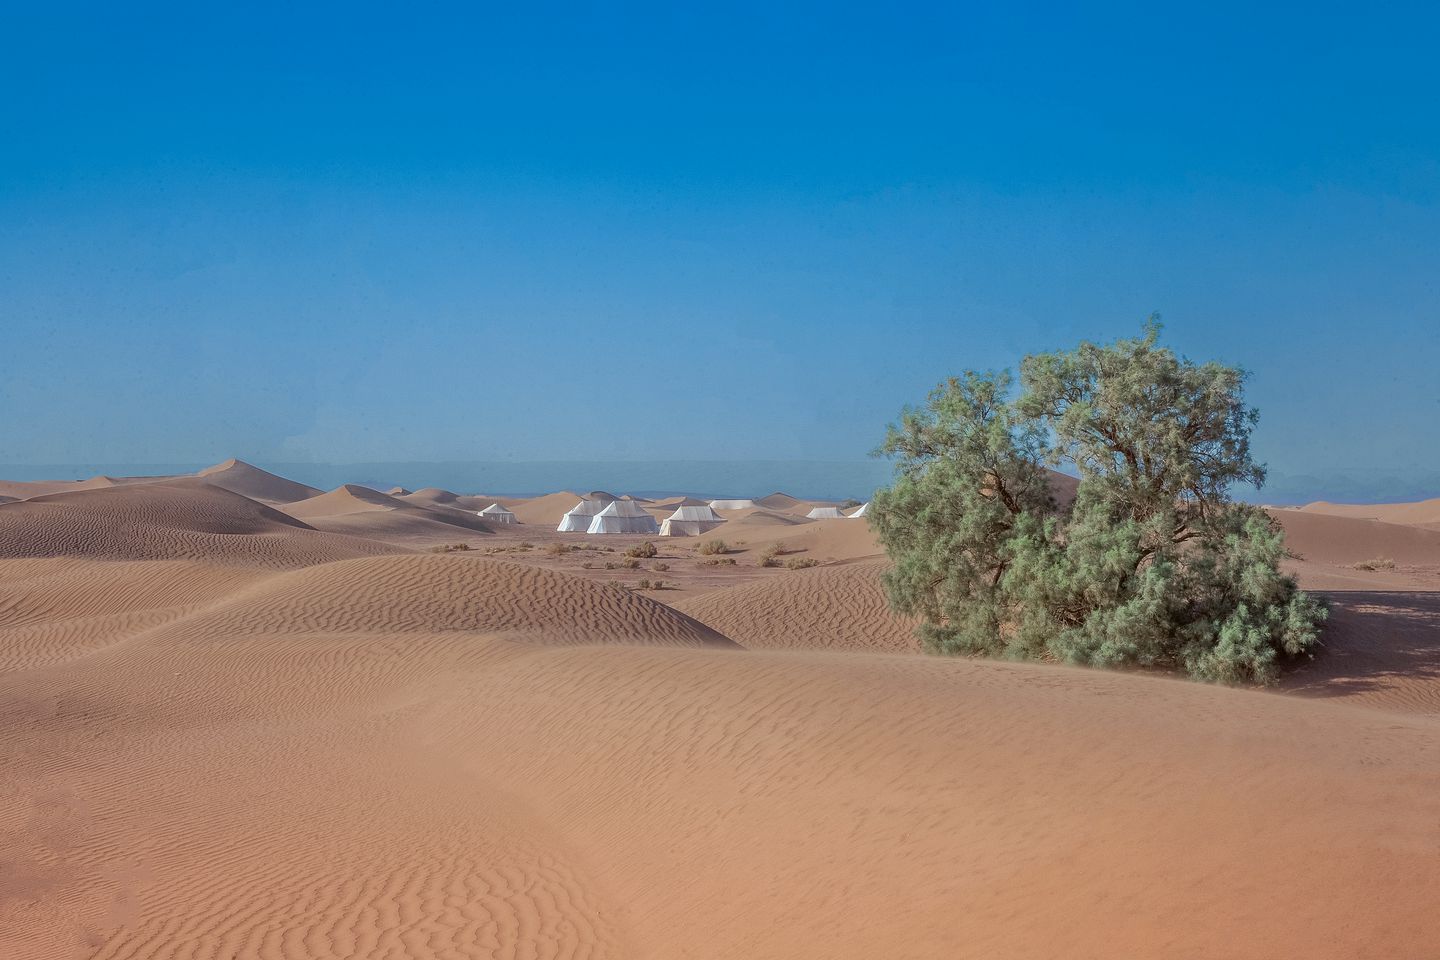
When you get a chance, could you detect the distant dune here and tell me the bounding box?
[0,479,399,567]
[1297,497,1440,526]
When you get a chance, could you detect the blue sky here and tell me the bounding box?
[2,2,1437,499]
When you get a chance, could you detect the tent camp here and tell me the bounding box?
[477,503,518,524]
[805,506,849,520]
[557,494,617,532]
[587,499,660,535]
[660,504,726,537]
[709,499,756,511]
[847,502,869,519]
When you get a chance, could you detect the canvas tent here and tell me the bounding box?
[847,502,869,519]
[805,506,849,520]
[477,503,518,524]
[557,493,617,532]
[660,504,726,537]
[587,499,660,535]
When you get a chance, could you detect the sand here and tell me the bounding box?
[3,472,1440,958]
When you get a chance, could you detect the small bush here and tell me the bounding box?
[604,561,616,570]
[429,543,472,553]
[619,556,641,569]
[697,539,729,556]
[652,562,670,572]
[626,541,658,559]
[637,578,651,590]
[701,557,736,566]
[580,561,594,569]
[785,556,819,570]
[1352,557,1396,571]
[546,542,573,556]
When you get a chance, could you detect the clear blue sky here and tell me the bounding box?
[2,2,1437,499]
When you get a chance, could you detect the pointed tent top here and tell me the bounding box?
[596,499,653,518]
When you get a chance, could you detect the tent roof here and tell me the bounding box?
[595,499,654,518]
[805,506,849,519]
[667,504,722,522]
[479,503,515,515]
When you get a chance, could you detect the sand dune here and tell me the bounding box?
[729,516,884,563]
[4,466,1440,959]
[174,555,735,648]
[507,491,583,526]
[399,487,492,513]
[5,579,1438,958]
[1298,497,1440,526]
[754,491,806,512]
[0,480,398,567]
[1272,508,1440,566]
[195,458,323,504]
[676,559,919,652]
[282,484,496,545]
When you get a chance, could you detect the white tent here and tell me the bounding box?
[709,498,756,511]
[557,494,617,532]
[587,499,660,535]
[805,506,849,520]
[660,504,726,537]
[847,502,869,519]
[477,503,518,524]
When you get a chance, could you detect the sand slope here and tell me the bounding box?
[1298,497,1440,526]
[676,559,919,652]
[195,459,323,504]
[6,597,1438,958]
[282,484,497,545]
[0,480,399,567]
[1272,509,1440,566]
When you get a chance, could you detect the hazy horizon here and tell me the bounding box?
[3,457,1437,506]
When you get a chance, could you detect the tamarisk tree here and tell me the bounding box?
[870,320,1325,684]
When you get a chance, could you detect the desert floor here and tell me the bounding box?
[3,461,1439,959]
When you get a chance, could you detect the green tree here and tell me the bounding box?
[871,319,1325,684]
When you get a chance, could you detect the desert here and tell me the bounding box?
[3,459,1438,959]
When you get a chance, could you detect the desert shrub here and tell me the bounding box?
[701,557,737,566]
[546,542,573,556]
[626,541,658,558]
[429,543,471,553]
[785,556,819,569]
[604,561,616,570]
[840,498,862,509]
[697,539,729,555]
[1352,557,1396,571]
[580,561,594,569]
[652,562,670,572]
[756,544,789,567]
[872,319,1325,685]
[619,557,640,569]
[637,578,651,590]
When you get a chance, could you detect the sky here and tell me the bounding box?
[2,2,1437,500]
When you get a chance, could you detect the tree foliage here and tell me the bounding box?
[871,319,1325,684]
